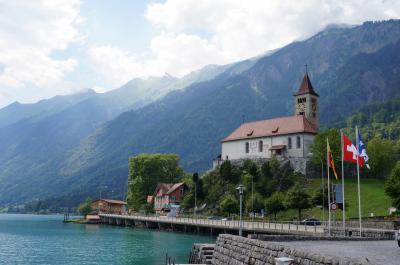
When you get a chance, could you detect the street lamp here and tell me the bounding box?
[99,185,108,199]
[308,152,325,223]
[236,184,245,237]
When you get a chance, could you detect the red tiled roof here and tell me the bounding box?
[153,182,185,196]
[293,73,319,97]
[166,183,185,195]
[93,199,127,205]
[221,115,317,142]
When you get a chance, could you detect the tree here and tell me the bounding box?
[127,154,184,211]
[220,195,239,216]
[265,192,286,220]
[245,192,264,214]
[78,198,92,218]
[127,176,146,211]
[258,162,277,196]
[367,137,397,178]
[310,128,341,167]
[385,161,400,211]
[193,172,199,211]
[219,160,232,181]
[181,192,194,210]
[311,185,329,209]
[285,184,311,220]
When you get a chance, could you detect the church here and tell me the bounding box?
[217,71,319,172]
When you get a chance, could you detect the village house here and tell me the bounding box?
[91,199,127,215]
[217,71,319,173]
[148,183,186,215]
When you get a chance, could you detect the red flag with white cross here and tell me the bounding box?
[342,133,364,167]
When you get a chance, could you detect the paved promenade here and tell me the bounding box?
[279,240,399,265]
[100,214,324,235]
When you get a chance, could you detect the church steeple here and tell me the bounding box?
[294,67,319,97]
[294,68,319,130]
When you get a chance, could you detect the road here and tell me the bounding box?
[279,240,399,265]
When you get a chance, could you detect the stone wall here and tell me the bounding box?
[248,234,390,241]
[326,227,395,240]
[189,243,215,264]
[212,234,371,265]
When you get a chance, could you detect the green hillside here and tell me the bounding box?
[276,178,391,220]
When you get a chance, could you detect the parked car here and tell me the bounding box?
[221,217,232,221]
[396,229,400,247]
[207,216,221,220]
[300,218,321,226]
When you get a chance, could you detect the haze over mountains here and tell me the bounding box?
[1,20,400,208]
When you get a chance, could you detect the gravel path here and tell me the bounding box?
[279,240,399,265]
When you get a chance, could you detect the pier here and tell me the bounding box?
[99,214,324,236]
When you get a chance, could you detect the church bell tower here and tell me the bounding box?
[294,68,319,130]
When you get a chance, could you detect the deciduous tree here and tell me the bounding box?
[78,198,92,218]
[285,184,311,220]
[265,192,285,219]
[385,161,400,211]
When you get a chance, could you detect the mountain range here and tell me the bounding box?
[1,20,400,208]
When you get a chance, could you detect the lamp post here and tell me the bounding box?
[308,152,325,223]
[236,184,245,237]
[193,173,199,218]
[99,185,108,199]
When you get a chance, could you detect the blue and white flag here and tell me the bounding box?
[358,129,370,169]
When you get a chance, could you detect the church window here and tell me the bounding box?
[259,140,263,152]
[296,136,301,148]
[297,97,306,103]
[312,112,316,118]
[287,137,292,149]
[245,142,249,153]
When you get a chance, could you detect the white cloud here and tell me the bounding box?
[88,45,145,87]
[88,0,400,89]
[0,0,82,88]
[145,0,400,61]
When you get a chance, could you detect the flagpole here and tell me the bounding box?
[341,130,346,236]
[356,126,362,237]
[327,138,331,236]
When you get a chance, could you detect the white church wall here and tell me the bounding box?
[221,133,315,161]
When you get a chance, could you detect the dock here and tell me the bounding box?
[99,214,324,236]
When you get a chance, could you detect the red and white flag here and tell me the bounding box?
[342,133,364,167]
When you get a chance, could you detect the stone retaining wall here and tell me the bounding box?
[248,234,391,241]
[326,228,395,240]
[212,234,371,265]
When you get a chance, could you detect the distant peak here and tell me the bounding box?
[73,88,96,95]
[164,72,176,79]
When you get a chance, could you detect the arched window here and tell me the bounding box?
[287,137,292,149]
[245,142,249,153]
[259,140,263,152]
[296,136,301,148]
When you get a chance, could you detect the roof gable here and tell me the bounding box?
[293,73,319,97]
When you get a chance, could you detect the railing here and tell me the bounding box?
[100,213,326,234]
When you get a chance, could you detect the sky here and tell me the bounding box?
[0,0,399,107]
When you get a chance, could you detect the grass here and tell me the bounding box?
[273,177,391,221]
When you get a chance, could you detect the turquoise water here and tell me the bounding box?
[0,214,214,265]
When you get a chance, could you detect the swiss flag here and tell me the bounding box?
[342,133,364,167]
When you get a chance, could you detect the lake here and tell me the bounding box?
[0,214,215,265]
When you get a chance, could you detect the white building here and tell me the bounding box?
[218,72,319,168]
